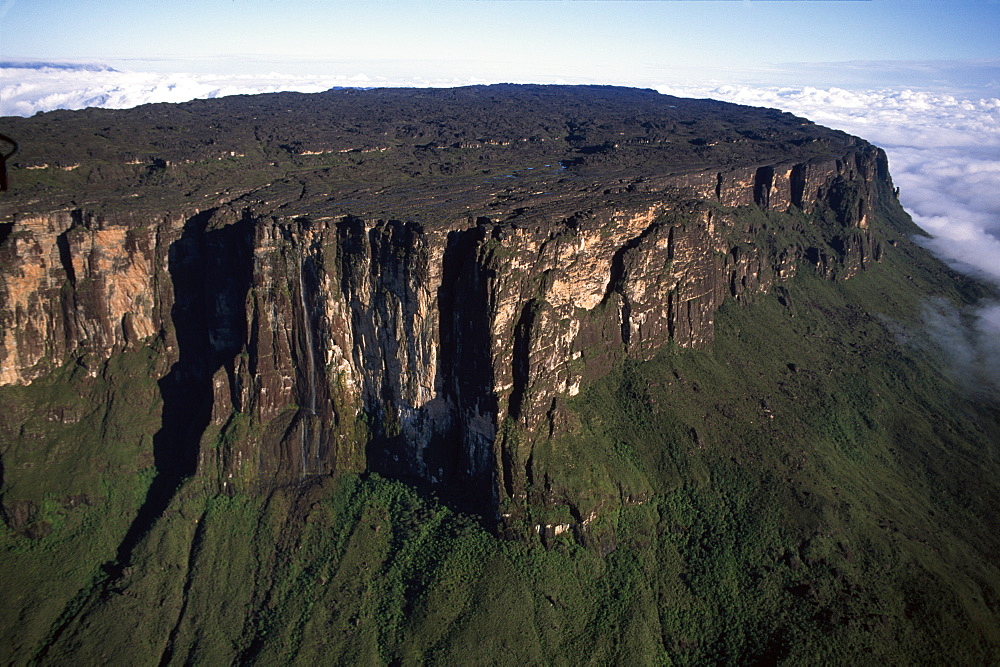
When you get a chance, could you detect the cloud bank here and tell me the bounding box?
[0,60,119,72]
[0,64,492,118]
[656,84,1000,288]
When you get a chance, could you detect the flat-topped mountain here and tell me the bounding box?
[0,85,997,664]
[1,84,882,507]
[3,84,862,218]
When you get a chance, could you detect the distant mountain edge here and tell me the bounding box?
[0,60,118,72]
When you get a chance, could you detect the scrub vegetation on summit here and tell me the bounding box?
[0,85,997,664]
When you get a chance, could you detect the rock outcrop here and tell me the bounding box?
[0,84,890,526]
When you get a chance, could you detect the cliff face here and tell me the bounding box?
[0,84,888,528]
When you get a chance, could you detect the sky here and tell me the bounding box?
[1,0,999,389]
[2,0,1000,91]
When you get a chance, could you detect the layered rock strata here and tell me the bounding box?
[0,85,888,522]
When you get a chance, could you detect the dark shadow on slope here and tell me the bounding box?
[602,219,663,347]
[507,299,537,425]
[103,209,253,580]
[343,219,416,482]
[432,225,498,519]
[0,222,13,247]
[34,211,255,662]
[359,222,498,522]
[55,229,77,286]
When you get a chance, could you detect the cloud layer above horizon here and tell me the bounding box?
[0,64,495,118]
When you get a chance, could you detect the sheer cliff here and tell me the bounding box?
[1,85,998,664]
[0,85,885,523]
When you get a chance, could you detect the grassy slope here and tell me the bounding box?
[2,197,999,664]
[0,343,165,662]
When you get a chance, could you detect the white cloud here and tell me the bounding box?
[917,299,1000,396]
[0,64,508,118]
[0,66,362,116]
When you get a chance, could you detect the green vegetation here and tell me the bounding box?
[0,342,164,660]
[3,226,998,663]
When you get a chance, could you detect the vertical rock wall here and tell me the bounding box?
[0,210,179,385]
[0,145,887,519]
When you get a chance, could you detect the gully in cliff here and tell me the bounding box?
[0,133,17,191]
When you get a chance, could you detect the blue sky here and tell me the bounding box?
[2,1,999,91]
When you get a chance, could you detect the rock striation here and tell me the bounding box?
[0,85,890,526]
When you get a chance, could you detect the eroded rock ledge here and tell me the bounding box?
[0,84,889,528]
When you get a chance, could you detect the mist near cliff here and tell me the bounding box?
[656,84,1000,396]
[917,300,1000,397]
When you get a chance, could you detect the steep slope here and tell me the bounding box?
[0,85,997,663]
[1,85,881,517]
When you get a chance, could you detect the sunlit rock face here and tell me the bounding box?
[0,210,174,385]
[0,84,887,517]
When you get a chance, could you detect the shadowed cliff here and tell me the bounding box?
[107,210,254,575]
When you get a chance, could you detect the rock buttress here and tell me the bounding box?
[0,142,888,530]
